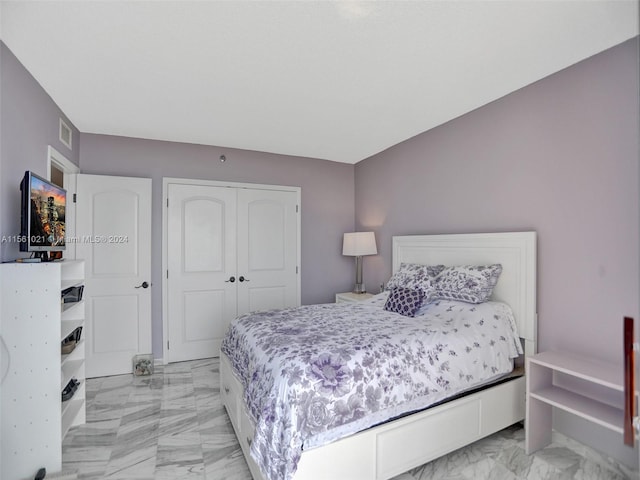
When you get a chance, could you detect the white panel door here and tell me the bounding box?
[236,188,298,314]
[166,184,237,363]
[75,174,152,378]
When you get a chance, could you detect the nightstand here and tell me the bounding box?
[335,292,375,303]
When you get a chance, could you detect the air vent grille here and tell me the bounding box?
[59,118,72,150]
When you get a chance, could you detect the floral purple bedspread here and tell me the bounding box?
[221,294,522,480]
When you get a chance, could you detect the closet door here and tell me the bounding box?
[236,188,299,314]
[166,184,237,362]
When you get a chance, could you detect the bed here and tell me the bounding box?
[220,232,537,480]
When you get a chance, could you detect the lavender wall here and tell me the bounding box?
[0,42,80,262]
[355,37,639,464]
[79,134,356,358]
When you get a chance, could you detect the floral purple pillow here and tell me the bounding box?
[385,263,445,302]
[383,287,425,317]
[433,264,503,304]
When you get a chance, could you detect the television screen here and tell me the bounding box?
[20,171,66,252]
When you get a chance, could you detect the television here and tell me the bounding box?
[19,170,66,260]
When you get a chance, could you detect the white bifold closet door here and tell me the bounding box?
[165,182,299,363]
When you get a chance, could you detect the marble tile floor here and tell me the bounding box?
[61,358,637,480]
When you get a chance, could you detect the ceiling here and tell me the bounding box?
[1,1,638,164]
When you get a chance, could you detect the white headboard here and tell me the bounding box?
[393,232,537,356]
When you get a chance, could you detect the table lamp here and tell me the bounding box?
[342,231,377,294]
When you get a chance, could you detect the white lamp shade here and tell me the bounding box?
[342,232,377,256]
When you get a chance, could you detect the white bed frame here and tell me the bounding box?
[220,232,537,480]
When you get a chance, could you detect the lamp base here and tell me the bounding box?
[352,256,366,294]
[352,283,366,294]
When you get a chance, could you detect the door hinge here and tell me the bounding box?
[167,341,170,350]
[296,266,299,274]
[296,204,299,213]
[166,270,169,279]
[167,198,169,207]
[73,193,77,203]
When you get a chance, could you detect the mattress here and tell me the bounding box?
[221,293,523,480]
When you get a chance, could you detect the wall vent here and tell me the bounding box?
[59,118,72,150]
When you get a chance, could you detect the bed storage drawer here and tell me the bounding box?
[376,396,481,479]
[220,354,242,432]
[240,405,256,452]
[220,353,266,480]
[376,376,525,479]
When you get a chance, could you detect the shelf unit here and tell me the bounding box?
[0,260,85,480]
[60,260,86,437]
[526,350,631,454]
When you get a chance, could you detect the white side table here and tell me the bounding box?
[335,292,375,303]
[526,350,628,454]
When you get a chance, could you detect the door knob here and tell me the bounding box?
[225,276,236,283]
[239,276,250,282]
[135,281,150,289]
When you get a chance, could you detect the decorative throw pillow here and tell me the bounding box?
[383,287,425,317]
[433,264,503,304]
[385,263,445,302]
